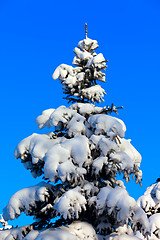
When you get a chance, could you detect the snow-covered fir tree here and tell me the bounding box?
[1,24,160,240]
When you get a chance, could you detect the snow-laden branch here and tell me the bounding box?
[3,182,54,221]
[15,103,142,184]
[0,215,12,230]
[137,182,160,215]
[52,37,107,104]
[54,187,87,220]
[89,186,150,235]
[0,221,97,240]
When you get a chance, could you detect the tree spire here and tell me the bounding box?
[52,24,108,104]
[85,23,87,38]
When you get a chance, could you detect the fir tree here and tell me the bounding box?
[1,24,160,240]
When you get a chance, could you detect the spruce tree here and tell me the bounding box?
[1,24,159,240]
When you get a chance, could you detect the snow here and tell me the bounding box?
[149,213,160,238]
[36,109,55,129]
[36,103,105,130]
[36,106,86,137]
[81,85,106,103]
[33,228,77,240]
[137,182,160,214]
[15,132,62,165]
[52,64,74,80]
[92,134,118,153]
[0,221,97,240]
[110,152,134,170]
[0,225,32,240]
[3,182,52,221]
[67,113,86,137]
[44,144,71,182]
[95,186,149,232]
[74,47,93,61]
[65,221,98,240]
[15,103,142,185]
[109,137,142,173]
[64,75,77,87]
[0,228,23,240]
[24,230,39,240]
[54,187,86,219]
[24,221,97,240]
[103,234,141,240]
[78,37,99,51]
[44,136,90,182]
[69,103,103,116]
[118,138,142,166]
[92,156,108,174]
[86,114,126,139]
[49,106,73,128]
[137,194,155,212]
[52,36,106,103]
[61,136,91,166]
[0,215,12,230]
[86,53,106,69]
[82,181,99,196]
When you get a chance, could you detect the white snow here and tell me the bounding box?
[23,230,39,240]
[0,215,12,230]
[95,186,149,232]
[118,138,142,166]
[67,113,86,137]
[149,213,160,238]
[54,187,86,219]
[65,221,98,240]
[86,53,106,69]
[78,37,99,51]
[36,106,86,137]
[91,135,118,154]
[3,182,52,221]
[44,136,90,182]
[49,106,74,129]
[69,103,103,116]
[0,228,23,240]
[36,109,55,129]
[16,103,142,185]
[52,36,106,104]
[137,182,160,215]
[92,156,108,174]
[82,181,99,196]
[52,64,74,80]
[15,133,62,164]
[82,85,106,103]
[103,234,141,240]
[24,221,97,240]
[74,47,93,61]
[86,114,126,139]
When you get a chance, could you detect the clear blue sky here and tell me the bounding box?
[0,0,160,227]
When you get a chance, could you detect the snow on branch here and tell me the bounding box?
[137,182,160,216]
[54,187,87,220]
[15,103,142,185]
[3,182,53,221]
[0,215,12,230]
[44,135,91,182]
[86,114,126,139]
[52,35,107,104]
[90,186,150,235]
[0,221,97,240]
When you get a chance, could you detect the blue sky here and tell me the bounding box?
[0,0,160,226]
